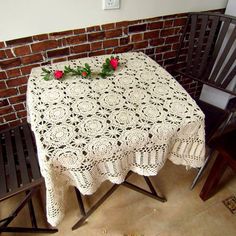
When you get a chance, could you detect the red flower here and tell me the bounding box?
[81,71,88,77]
[110,58,119,70]
[53,70,64,79]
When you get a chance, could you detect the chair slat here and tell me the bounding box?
[208,24,236,83]
[0,137,7,197]
[14,126,30,185]
[193,15,208,76]
[205,18,231,82]
[222,65,236,89]
[22,124,41,179]
[5,131,18,191]
[186,14,197,71]
[198,15,220,76]
[216,46,236,87]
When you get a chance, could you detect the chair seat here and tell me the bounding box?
[0,123,42,201]
[0,123,58,234]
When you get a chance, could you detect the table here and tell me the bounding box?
[27,52,205,227]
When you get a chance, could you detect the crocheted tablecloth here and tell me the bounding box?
[27,52,205,226]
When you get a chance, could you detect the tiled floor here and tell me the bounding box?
[1,160,235,236]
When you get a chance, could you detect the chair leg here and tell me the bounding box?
[190,150,214,190]
[200,154,228,201]
[191,112,234,190]
[26,190,37,228]
[0,187,58,234]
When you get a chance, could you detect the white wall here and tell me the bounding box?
[0,0,227,41]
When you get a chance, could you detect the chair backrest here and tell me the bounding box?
[174,12,236,96]
[0,124,42,201]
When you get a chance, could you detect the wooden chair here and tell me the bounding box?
[172,12,236,189]
[200,125,236,201]
[0,123,58,234]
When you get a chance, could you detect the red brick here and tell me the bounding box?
[103,39,119,48]
[31,40,58,53]
[87,26,101,32]
[105,29,122,39]
[146,48,155,55]
[0,50,6,59]
[155,45,171,53]
[133,41,148,50]
[0,99,9,107]
[102,23,115,30]
[0,71,7,80]
[0,42,5,48]
[9,120,22,128]
[21,117,27,123]
[91,42,103,51]
[33,34,49,41]
[65,35,87,45]
[3,113,17,121]
[129,24,147,33]
[13,45,31,56]
[174,18,187,26]
[53,57,68,63]
[163,51,176,59]
[21,53,43,65]
[129,20,142,25]
[19,85,27,94]
[146,16,162,22]
[144,30,160,40]
[71,44,90,54]
[68,53,88,60]
[14,103,25,111]
[0,81,6,89]
[74,29,86,34]
[0,58,21,69]
[21,64,40,75]
[120,37,129,45]
[148,22,164,30]
[155,53,163,61]
[131,34,143,42]
[165,36,180,44]
[0,106,14,115]
[6,37,33,46]
[5,49,14,58]
[6,68,21,78]
[164,20,173,28]
[88,32,105,41]
[57,38,67,47]
[113,44,133,53]
[172,43,180,50]
[17,110,27,118]
[9,94,26,104]
[150,38,165,46]
[105,49,113,55]
[49,30,73,38]
[175,13,188,18]
[0,88,18,98]
[47,48,70,58]
[116,21,130,28]
[89,50,105,57]
[6,76,28,87]
[160,29,175,37]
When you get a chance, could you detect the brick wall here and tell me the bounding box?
[0,10,223,130]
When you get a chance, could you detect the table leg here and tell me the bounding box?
[72,172,166,230]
